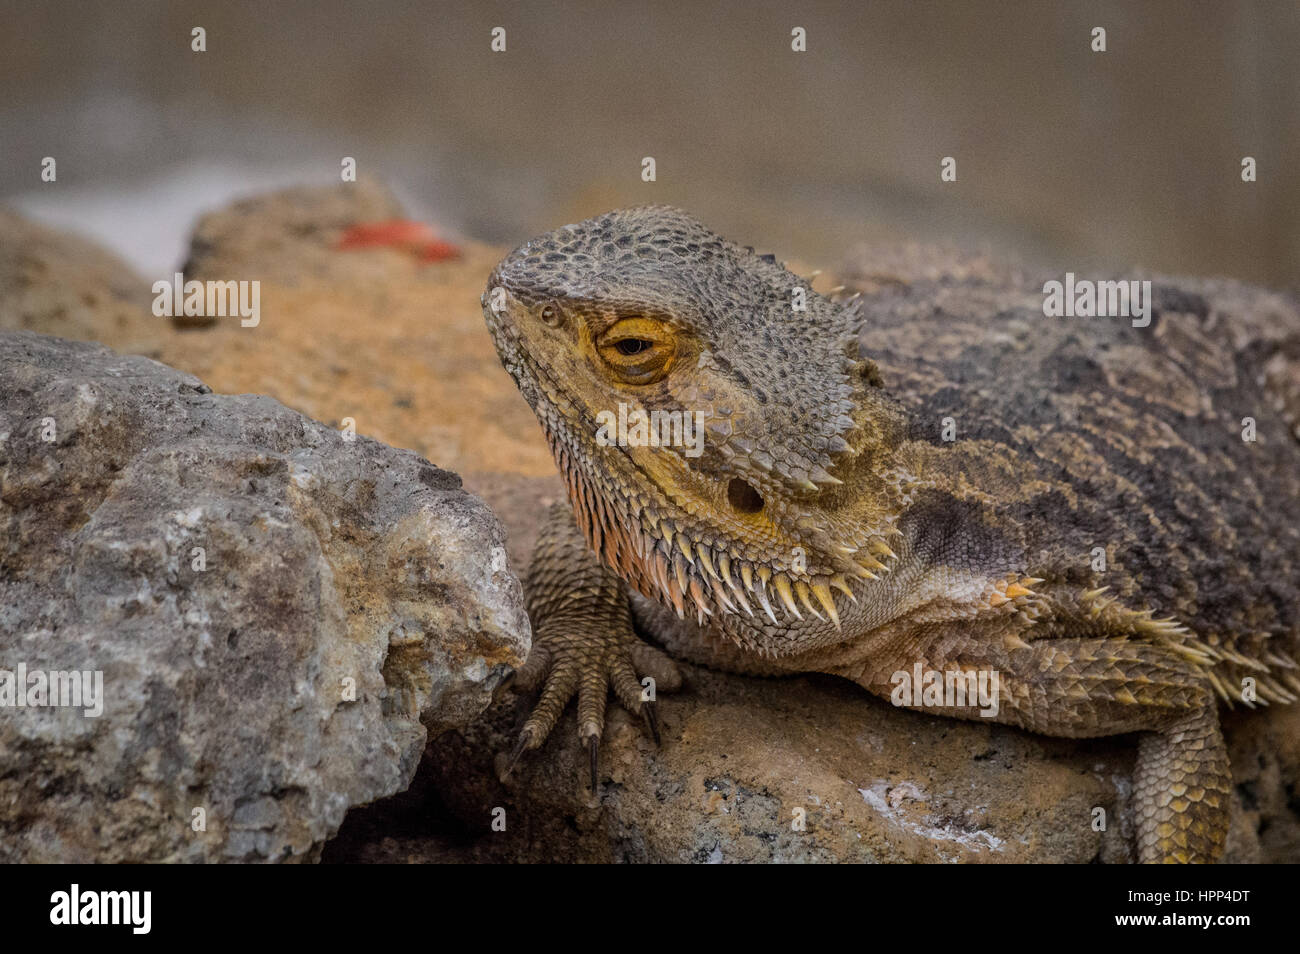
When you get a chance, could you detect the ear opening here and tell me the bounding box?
[727,478,764,514]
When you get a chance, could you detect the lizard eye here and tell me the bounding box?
[614,338,652,356]
[538,303,563,327]
[597,318,675,385]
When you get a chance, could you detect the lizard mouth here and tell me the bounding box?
[542,408,902,641]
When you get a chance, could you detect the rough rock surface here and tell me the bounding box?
[0,331,528,862]
[3,185,1297,863]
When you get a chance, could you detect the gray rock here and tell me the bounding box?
[0,330,529,862]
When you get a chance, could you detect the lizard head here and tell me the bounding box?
[483,206,907,639]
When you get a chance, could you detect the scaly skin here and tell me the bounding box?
[482,206,1300,863]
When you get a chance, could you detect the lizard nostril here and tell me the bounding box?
[727,478,764,514]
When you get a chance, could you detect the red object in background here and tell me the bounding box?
[334,219,462,262]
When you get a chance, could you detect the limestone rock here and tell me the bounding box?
[0,330,529,862]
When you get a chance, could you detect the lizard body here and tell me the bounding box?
[482,206,1300,863]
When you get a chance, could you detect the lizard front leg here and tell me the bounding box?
[845,628,1231,863]
[508,503,682,791]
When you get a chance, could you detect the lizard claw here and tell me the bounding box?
[642,699,662,747]
[503,729,533,779]
[505,626,679,789]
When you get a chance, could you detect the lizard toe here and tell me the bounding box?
[517,655,580,750]
[629,640,683,693]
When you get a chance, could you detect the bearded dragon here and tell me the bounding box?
[482,206,1300,863]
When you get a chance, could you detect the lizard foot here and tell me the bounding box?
[506,627,681,792]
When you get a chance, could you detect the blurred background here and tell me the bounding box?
[1,0,1296,287]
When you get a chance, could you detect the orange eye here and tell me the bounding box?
[597,319,675,385]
